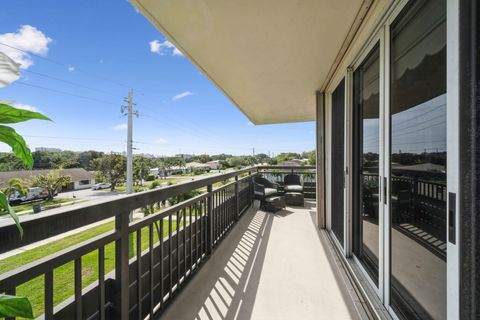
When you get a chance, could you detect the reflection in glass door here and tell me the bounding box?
[389,0,446,319]
[352,44,380,286]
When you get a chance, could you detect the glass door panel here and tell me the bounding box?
[389,0,447,319]
[353,44,380,286]
[331,79,345,246]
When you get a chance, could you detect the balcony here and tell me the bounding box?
[0,166,368,320]
[160,200,369,320]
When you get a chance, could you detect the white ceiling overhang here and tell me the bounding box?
[130,0,379,124]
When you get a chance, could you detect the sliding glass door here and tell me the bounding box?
[352,44,381,286]
[389,0,447,319]
[348,1,448,318]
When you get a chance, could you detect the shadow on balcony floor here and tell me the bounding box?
[161,200,369,320]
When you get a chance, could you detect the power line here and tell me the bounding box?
[393,121,446,138]
[0,41,131,89]
[140,113,251,151]
[23,69,122,98]
[23,135,125,142]
[14,81,120,106]
[392,113,446,133]
[137,103,234,145]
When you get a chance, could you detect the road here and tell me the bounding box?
[57,188,125,201]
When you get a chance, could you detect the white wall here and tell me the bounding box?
[73,179,95,190]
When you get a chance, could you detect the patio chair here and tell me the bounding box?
[253,176,285,212]
[284,174,303,193]
[284,174,304,206]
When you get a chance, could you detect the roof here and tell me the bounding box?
[0,168,95,187]
[130,0,388,124]
[186,162,210,168]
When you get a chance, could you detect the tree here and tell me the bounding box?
[275,152,301,164]
[133,157,150,185]
[91,153,127,191]
[255,153,270,164]
[302,150,316,165]
[226,156,243,168]
[61,160,81,168]
[197,154,211,163]
[0,152,27,171]
[2,178,27,199]
[30,171,72,200]
[243,156,256,166]
[79,150,104,170]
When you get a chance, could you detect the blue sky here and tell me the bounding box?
[0,0,315,156]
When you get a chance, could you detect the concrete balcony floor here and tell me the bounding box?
[162,200,371,320]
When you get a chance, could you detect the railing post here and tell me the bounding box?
[206,184,213,255]
[234,175,239,221]
[248,171,253,206]
[115,211,130,320]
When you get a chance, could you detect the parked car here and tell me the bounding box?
[91,183,111,190]
[9,187,49,205]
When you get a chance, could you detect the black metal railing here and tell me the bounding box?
[0,166,315,320]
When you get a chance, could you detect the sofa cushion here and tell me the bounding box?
[264,188,278,196]
[285,185,303,192]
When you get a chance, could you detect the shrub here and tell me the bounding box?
[169,189,202,205]
[146,174,156,181]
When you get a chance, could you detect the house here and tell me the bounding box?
[0,168,96,191]
[185,162,211,173]
[205,160,222,170]
[150,166,187,177]
[278,159,308,166]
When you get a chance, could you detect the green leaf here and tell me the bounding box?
[0,125,33,169]
[0,294,33,318]
[0,191,22,238]
[0,104,51,124]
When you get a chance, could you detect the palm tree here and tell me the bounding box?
[2,178,27,199]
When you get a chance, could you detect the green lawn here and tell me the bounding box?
[10,198,74,214]
[0,218,180,318]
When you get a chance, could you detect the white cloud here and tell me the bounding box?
[0,25,52,69]
[149,39,183,57]
[172,91,194,101]
[68,66,75,72]
[13,103,39,112]
[154,138,167,144]
[112,123,128,131]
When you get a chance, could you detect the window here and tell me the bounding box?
[79,180,91,185]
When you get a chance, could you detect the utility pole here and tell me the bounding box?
[121,90,138,194]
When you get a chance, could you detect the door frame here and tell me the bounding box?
[349,27,386,300]
[327,76,348,254]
